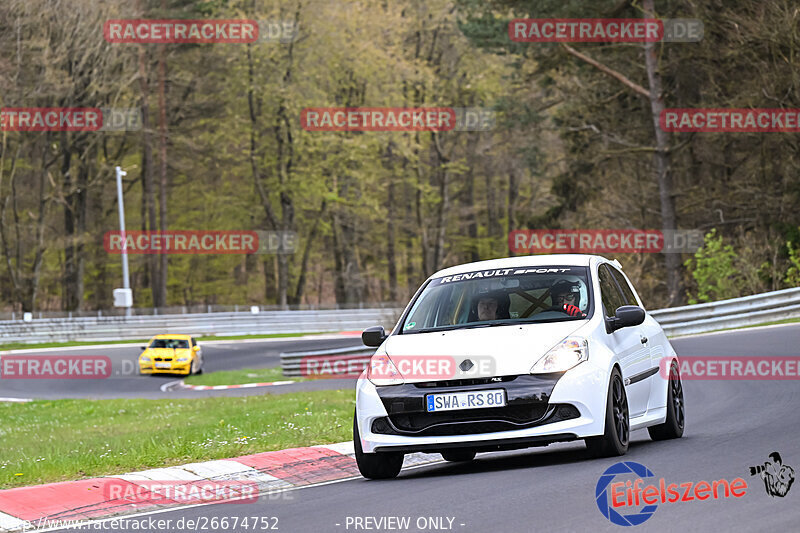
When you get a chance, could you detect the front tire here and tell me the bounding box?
[353,414,403,479]
[648,360,685,441]
[441,449,476,462]
[586,367,629,457]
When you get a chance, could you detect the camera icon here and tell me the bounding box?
[748,451,795,498]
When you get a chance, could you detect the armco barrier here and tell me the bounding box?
[279,288,800,377]
[280,345,374,377]
[649,286,800,337]
[0,308,403,344]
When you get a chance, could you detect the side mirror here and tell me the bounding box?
[193,345,200,351]
[140,346,147,351]
[607,305,645,332]
[362,326,387,347]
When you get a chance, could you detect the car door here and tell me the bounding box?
[609,266,667,413]
[597,264,651,417]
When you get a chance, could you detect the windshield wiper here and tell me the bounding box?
[413,321,521,334]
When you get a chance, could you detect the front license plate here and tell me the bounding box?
[426,389,506,412]
[155,362,171,369]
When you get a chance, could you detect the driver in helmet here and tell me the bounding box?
[549,280,586,317]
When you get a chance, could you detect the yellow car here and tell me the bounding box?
[139,334,203,375]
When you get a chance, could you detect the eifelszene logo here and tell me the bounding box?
[596,461,748,526]
[596,462,659,526]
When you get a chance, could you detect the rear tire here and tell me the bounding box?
[648,360,685,441]
[586,367,629,458]
[353,414,403,479]
[441,449,476,462]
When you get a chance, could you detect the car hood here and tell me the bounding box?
[143,348,190,358]
[383,321,586,382]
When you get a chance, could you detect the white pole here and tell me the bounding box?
[115,166,131,317]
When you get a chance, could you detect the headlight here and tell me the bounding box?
[367,353,405,386]
[531,337,588,373]
[140,356,151,363]
[177,357,189,362]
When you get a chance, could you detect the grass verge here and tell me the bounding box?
[0,390,353,489]
[184,366,307,386]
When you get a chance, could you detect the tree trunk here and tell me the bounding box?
[138,43,160,308]
[403,177,416,299]
[25,142,50,311]
[292,200,326,305]
[156,13,169,308]
[60,133,77,310]
[643,0,683,306]
[463,164,479,263]
[415,154,430,276]
[73,145,89,309]
[485,172,502,238]
[507,171,519,255]
[385,144,398,301]
[331,221,346,306]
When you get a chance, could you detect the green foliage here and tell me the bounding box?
[785,240,800,287]
[684,230,744,304]
[3,0,800,311]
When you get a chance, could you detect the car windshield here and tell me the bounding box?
[401,266,591,333]
[149,339,190,349]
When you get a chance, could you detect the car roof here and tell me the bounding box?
[152,334,192,339]
[430,254,615,279]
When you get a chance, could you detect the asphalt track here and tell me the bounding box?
[0,336,361,400]
[50,322,800,532]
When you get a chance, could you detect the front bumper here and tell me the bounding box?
[139,361,191,374]
[355,360,608,453]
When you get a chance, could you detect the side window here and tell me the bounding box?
[191,337,197,347]
[597,265,626,317]
[609,268,640,307]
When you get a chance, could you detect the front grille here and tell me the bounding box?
[391,403,548,432]
[154,357,173,362]
[413,376,517,388]
[372,403,580,437]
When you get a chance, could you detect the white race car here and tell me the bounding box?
[354,254,685,479]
